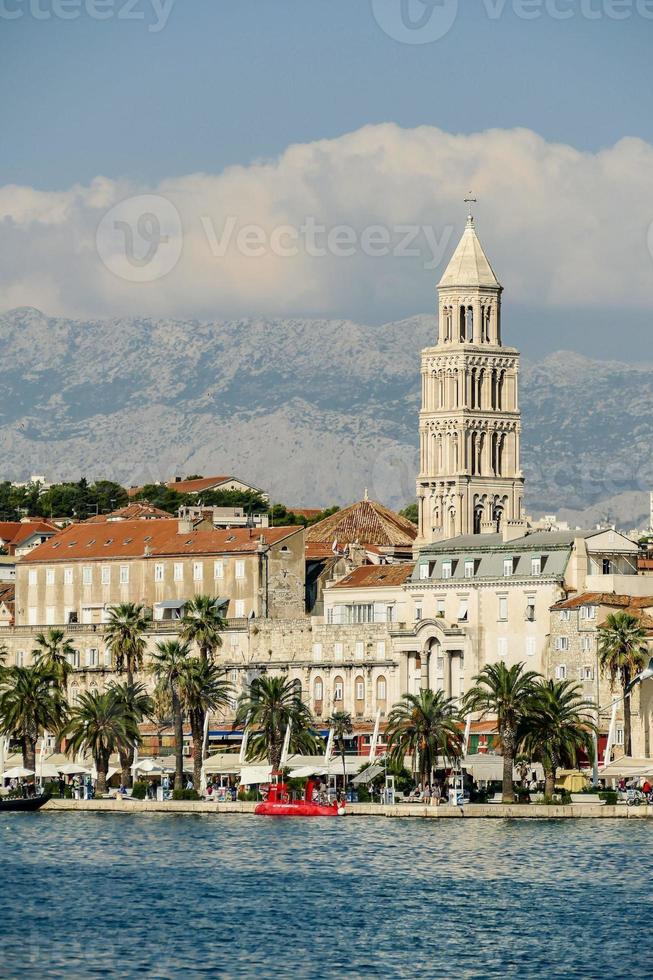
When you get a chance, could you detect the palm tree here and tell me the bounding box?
[463,662,541,803]
[32,629,75,690]
[0,665,68,772]
[327,710,353,788]
[104,603,149,685]
[598,611,649,757]
[107,681,153,788]
[150,640,190,791]
[179,659,233,791]
[63,689,139,795]
[180,595,226,663]
[521,679,596,797]
[235,674,321,771]
[386,689,463,787]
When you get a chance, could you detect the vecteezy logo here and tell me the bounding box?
[95,193,183,282]
[370,0,458,44]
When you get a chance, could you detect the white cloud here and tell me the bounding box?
[1,124,652,321]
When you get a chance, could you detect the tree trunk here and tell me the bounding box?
[270,735,282,773]
[172,690,184,791]
[119,746,134,788]
[544,768,556,798]
[624,689,633,757]
[96,753,108,796]
[501,736,515,803]
[190,711,203,792]
[200,644,208,664]
[24,736,37,774]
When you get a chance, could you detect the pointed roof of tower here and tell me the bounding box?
[438,216,501,290]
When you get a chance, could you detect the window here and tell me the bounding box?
[457,599,469,622]
[214,560,224,579]
[46,568,55,585]
[234,599,245,618]
[103,650,112,668]
[82,566,92,585]
[497,637,508,660]
[525,597,536,622]
[314,678,323,701]
[441,561,452,580]
[580,605,596,621]
[15,650,25,667]
[355,678,365,701]
[555,636,569,652]
[377,677,387,701]
[174,562,183,582]
[503,557,514,577]
[580,665,594,681]
[615,727,624,746]
[354,641,364,660]
[419,563,429,580]
[334,678,344,701]
[559,609,570,621]
[67,649,80,670]
[464,560,475,579]
[64,567,73,585]
[154,563,164,582]
[376,641,386,659]
[436,598,445,618]
[193,562,203,582]
[386,605,395,623]
[602,558,613,575]
[498,596,508,621]
[119,565,129,585]
[555,664,567,680]
[531,557,541,576]
[334,642,344,661]
[28,569,37,586]
[45,606,55,625]
[312,643,323,661]
[101,565,110,585]
[86,648,99,668]
[436,655,444,672]
[235,560,245,580]
[415,606,422,622]
[28,607,37,626]
[581,635,592,653]
[525,637,537,658]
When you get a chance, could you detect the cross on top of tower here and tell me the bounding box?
[464,191,477,225]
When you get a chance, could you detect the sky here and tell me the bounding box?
[1,0,653,360]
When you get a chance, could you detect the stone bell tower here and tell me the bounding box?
[416,197,526,544]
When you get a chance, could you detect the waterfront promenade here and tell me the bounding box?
[42,798,653,818]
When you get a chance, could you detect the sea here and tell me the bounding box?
[0,813,649,978]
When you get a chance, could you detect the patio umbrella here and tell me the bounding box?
[38,763,62,779]
[132,758,173,774]
[3,766,35,779]
[59,763,91,776]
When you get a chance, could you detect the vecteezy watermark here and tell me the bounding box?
[200,216,454,270]
[371,0,653,44]
[96,194,183,283]
[0,0,176,32]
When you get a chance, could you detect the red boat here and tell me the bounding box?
[255,777,345,817]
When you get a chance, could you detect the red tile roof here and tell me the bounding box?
[306,499,417,549]
[0,522,22,543]
[85,502,171,523]
[330,563,415,589]
[128,476,258,498]
[20,520,303,563]
[551,593,653,611]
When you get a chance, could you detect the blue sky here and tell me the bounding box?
[1,1,652,360]
[2,0,652,189]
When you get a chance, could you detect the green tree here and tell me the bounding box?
[104,603,149,686]
[521,679,596,797]
[0,665,68,772]
[327,709,353,788]
[235,674,321,771]
[32,629,75,690]
[180,659,233,791]
[107,681,153,788]
[63,689,138,795]
[150,640,190,791]
[463,663,541,803]
[399,503,418,525]
[386,689,463,786]
[180,595,226,663]
[598,611,649,757]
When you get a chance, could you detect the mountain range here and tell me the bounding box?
[1,307,651,530]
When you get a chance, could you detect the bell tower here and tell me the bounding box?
[416,197,526,544]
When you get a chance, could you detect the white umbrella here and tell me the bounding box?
[38,763,62,779]
[132,758,173,774]
[3,766,35,779]
[59,763,91,776]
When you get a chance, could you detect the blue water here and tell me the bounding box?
[0,813,649,978]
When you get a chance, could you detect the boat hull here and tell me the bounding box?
[255,801,345,817]
[0,793,51,813]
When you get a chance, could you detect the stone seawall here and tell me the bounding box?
[41,799,652,818]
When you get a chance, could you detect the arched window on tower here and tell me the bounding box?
[459,305,466,342]
[465,306,474,342]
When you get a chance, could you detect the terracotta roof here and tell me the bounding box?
[85,502,171,523]
[20,520,303,563]
[551,593,648,611]
[305,499,417,549]
[128,476,260,498]
[0,583,15,604]
[330,563,415,589]
[305,542,338,561]
[0,522,22,543]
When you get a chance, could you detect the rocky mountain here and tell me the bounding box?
[1,308,651,528]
